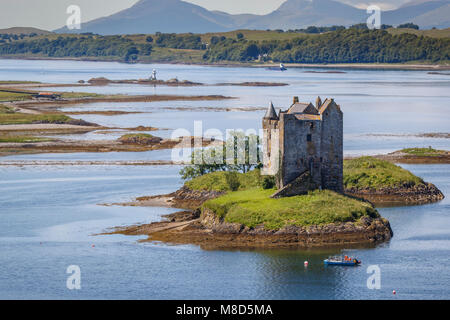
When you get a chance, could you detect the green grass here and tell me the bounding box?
[200,30,314,42]
[0,113,72,125]
[184,157,423,229]
[60,92,103,99]
[120,133,155,139]
[143,47,205,63]
[0,104,15,113]
[343,157,423,189]
[399,147,448,157]
[0,102,79,125]
[186,158,426,192]
[203,188,379,230]
[0,81,41,84]
[0,89,101,102]
[0,90,33,102]
[185,170,264,192]
[0,136,51,143]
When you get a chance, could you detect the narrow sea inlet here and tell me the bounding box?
[0,59,449,299]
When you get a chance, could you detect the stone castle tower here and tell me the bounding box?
[262,96,343,197]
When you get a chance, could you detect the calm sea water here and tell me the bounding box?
[0,59,449,299]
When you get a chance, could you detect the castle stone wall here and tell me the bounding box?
[263,97,344,195]
[279,114,322,188]
[319,102,343,192]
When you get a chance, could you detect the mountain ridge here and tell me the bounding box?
[56,0,450,34]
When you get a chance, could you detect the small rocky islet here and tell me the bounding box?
[109,157,443,249]
[107,97,445,249]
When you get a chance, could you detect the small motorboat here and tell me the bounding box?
[324,255,361,266]
[266,63,288,71]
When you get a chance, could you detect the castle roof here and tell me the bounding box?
[294,114,321,120]
[319,98,342,114]
[264,102,278,120]
[287,102,319,115]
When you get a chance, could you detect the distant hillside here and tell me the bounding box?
[383,0,450,28]
[2,28,448,65]
[57,0,238,35]
[55,0,450,35]
[0,27,51,35]
[240,0,367,30]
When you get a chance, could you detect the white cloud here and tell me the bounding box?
[337,0,410,10]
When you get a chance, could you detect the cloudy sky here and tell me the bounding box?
[0,0,414,30]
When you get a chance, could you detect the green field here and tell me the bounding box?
[0,81,41,85]
[0,113,72,125]
[0,104,75,125]
[59,92,103,99]
[0,90,33,102]
[0,136,51,143]
[142,47,205,63]
[203,188,379,230]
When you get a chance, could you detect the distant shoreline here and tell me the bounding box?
[1,56,449,71]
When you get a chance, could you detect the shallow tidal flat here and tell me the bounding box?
[0,82,239,156]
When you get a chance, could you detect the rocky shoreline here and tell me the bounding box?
[345,182,445,206]
[107,186,394,249]
[130,186,225,209]
[86,77,288,87]
[2,56,449,71]
[105,205,393,250]
[108,170,447,248]
[374,150,450,164]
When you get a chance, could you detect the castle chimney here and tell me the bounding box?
[293,96,299,104]
[316,96,322,109]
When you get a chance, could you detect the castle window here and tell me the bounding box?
[307,134,312,142]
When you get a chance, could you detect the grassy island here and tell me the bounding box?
[203,188,378,230]
[178,156,442,232]
[343,156,424,189]
[398,147,448,157]
[343,156,443,204]
[183,168,379,230]
[118,133,162,145]
[110,158,403,248]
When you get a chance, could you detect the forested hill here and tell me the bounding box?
[205,29,450,63]
[0,28,448,64]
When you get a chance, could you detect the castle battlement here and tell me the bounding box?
[263,96,343,196]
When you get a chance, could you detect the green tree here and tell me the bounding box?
[398,23,419,30]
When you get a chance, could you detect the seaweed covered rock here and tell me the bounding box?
[118,133,162,145]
